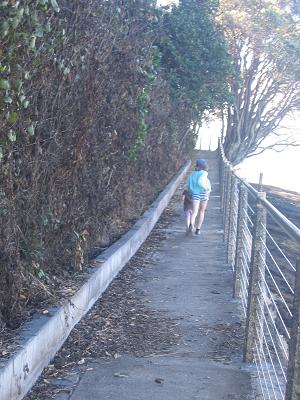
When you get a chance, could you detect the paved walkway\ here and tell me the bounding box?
[65,151,255,400]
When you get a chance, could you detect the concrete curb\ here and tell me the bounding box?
[0,161,191,400]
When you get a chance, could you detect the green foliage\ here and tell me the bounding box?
[158,0,233,113]
[0,0,63,169]
[129,45,159,160]
[129,88,150,160]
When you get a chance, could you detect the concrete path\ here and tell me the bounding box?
[68,151,255,400]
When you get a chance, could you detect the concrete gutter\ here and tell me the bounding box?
[0,161,190,400]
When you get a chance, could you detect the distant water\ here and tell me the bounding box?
[196,118,300,194]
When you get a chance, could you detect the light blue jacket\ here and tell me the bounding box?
[187,170,211,196]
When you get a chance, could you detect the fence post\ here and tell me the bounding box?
[219,151,225,210]
[220,158,227,213]
[285,259,300,400]
[227,175,238,267]
[223,164,232,241]
[233,184,248,298]
[244,192,267,362]
[222,162,227,221]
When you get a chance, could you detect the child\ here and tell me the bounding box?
[187,159,211,235]
[182,189,193,235]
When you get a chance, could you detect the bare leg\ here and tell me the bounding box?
[185,211,192,235]
[195,200,208,234]
[190,199,200,233]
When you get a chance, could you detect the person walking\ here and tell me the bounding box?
[187,159,211,235]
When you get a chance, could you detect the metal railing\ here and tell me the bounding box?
[218,140,300,400]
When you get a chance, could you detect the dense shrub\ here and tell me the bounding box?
[0,0,231,328]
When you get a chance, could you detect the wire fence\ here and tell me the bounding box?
[218,140,300,400]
